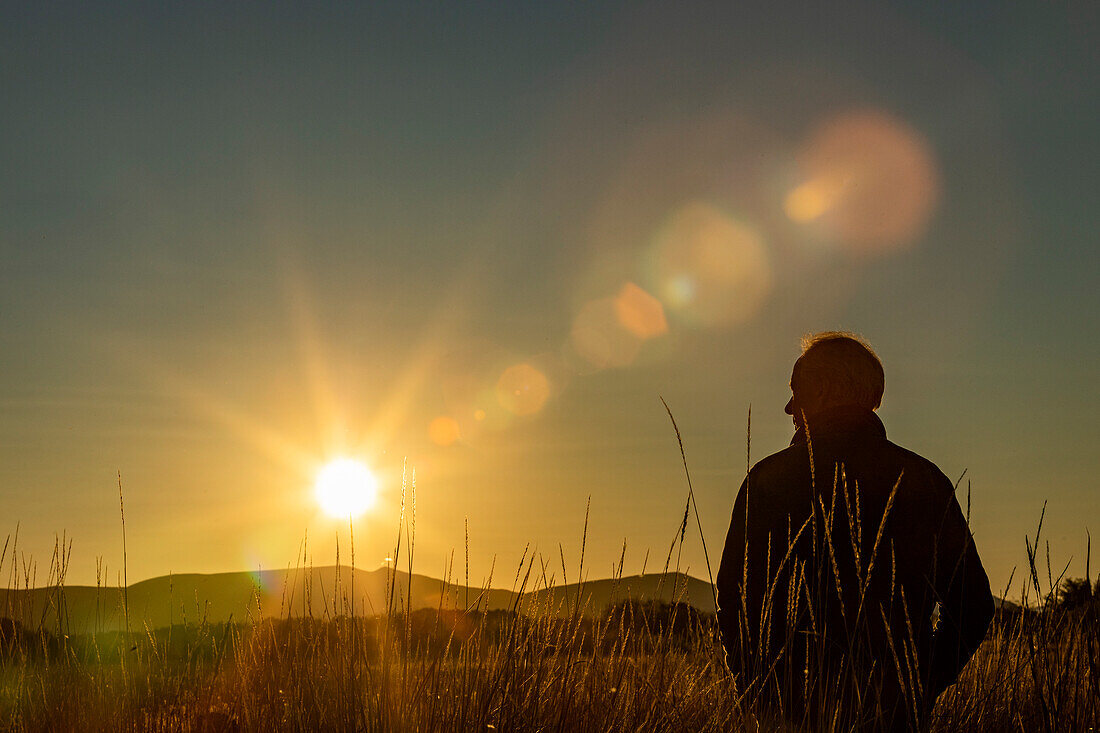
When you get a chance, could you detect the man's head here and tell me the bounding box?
[785,331,884,428]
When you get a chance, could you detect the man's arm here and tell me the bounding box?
[716,478,750,678]
[927,478,994,696]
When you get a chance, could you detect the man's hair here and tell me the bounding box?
[793,331,885,410]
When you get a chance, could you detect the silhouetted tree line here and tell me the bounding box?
[1054,575,1100,611]
[987,575,1100,638]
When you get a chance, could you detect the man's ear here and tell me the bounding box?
[803,382,831,415]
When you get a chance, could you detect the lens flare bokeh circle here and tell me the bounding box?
[649,203,772,327]
[786,110,940,252]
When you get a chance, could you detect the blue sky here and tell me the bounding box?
[1,0,1096,592]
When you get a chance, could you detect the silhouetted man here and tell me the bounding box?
[716,333,993,731]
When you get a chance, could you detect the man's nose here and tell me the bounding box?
[784,397,793,415]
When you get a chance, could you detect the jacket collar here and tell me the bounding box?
[790,405,886,446]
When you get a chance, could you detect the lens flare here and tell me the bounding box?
[314,458,378,518]
[614,282,668,339]
[650,203,772,327]
[788,110,940,252]
[570,297,643,369]
[495,363,550,416]
[784,172,851,223]
[428,416,461,446]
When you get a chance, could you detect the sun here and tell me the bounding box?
[314,458,379,518]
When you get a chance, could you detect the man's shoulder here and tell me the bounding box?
[745,438,954,491]
[883,440,954,486]
[747,443,808,482]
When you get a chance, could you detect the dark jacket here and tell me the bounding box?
[716,406,993,729]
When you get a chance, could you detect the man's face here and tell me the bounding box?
[784,358,821,430]
[784,365,803,429]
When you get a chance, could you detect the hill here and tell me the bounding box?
[1,567,715,633]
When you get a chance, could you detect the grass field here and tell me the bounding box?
[2,461,1097,731]
[2,529,1097,730]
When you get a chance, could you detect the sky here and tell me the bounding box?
[1,0,1097,594]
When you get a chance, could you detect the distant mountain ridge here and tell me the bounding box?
[1,567,716,633]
